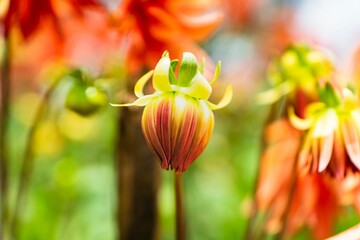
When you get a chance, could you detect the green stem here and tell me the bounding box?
[10,78,62,238]
[0,37,10,239]
[175,173,186,240]
[244,97,288,240]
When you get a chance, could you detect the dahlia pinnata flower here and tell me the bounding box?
[289,84,360,178]
[112,52,232,172]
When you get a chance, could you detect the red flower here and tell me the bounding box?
[114,0,223,74]
[3,0,102,39]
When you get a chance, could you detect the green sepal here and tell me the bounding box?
[169,60,178,85]
[210,61,221,85]
[178,52,198,87]
[319,82,340,108]
[199,58,205,74]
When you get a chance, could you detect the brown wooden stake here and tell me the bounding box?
[117,106,160,240]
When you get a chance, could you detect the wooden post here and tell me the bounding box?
[117,106,160,240]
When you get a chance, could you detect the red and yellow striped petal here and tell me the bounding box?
[141,92,214,172]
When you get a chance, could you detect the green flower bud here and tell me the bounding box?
[65,69,107,116]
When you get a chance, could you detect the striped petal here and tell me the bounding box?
[318,132,334,172]
[342,118,360,170]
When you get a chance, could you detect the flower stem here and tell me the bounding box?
[175,172,186,240]
[0,37,11,239]
[10,77,62,238]
[244,96,288,240]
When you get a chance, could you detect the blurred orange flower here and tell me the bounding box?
[3,0,102,39]
[256,118,339,239]
[6,1,116,86]
[114,0,223,74]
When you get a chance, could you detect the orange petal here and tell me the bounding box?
[318,133,334,172]
[342,119,360,170]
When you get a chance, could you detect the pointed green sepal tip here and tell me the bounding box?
[207,85,233,110]
[199,58,206,74]
[162,51,169,57]
[178,52,198,87]
[210,61,221,85]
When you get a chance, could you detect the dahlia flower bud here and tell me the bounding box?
[112,52,232,172]
[256,43,334,105]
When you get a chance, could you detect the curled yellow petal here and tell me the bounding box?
[134,70,154,98]
[288,107,313,130]
[153,56,172,92]
[255,81,294,105]
[110,95,155,107]
[183,72,212,100]
[207,85,233,110]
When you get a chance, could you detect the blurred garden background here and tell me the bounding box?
[2,0,360,239]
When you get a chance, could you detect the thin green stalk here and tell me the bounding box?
[244,97,288,240]
[10,78,62,238]
[0,37,10,239]
[175,173,186,240]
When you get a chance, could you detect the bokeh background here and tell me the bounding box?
[2,0,360,239]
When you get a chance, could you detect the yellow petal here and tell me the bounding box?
[110,95,155,107]
[288,107,313,130]
[153,56,172,92]
[207,85,232,110]
[255,81,294,105]
[312,109,338,137]
[181,71,212,100]
[134,70,154,98]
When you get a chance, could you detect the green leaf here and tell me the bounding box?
[178,52,198,87]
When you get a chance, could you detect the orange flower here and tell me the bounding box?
[256,118,339,239]
[3,0,103,39]
[114,0,223,74]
